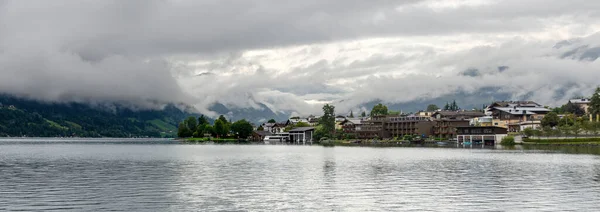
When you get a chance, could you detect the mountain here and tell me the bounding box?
[0,95,204,137]
[208,102,291,124]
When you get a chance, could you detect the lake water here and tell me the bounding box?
[1,139,600,211]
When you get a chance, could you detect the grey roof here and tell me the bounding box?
[570,99,591,104]
[342,118,362,125]
[288,127,315,132]
[490,101,541,107]
[494,107,547,115]
[253,131,272,136]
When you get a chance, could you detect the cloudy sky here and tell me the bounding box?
[2,0,600,116]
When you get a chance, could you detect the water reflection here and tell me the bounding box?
[1,140,600,211]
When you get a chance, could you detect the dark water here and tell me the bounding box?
[1,139,600,211]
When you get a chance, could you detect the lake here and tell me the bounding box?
[1,138,599,211]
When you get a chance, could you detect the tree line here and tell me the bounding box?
[177,115,253,139]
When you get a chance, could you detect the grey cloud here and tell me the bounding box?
[2,0,600,116]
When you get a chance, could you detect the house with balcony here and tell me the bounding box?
[261,122,286,133]
[486,101,550,132]
[355,116,388,139]
[384,115,433,139]
[340,118,363,134]
[431,111,485,139]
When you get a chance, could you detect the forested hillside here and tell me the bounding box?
[0,95,203,137]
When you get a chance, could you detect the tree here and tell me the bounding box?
[559,114,576,127]
[541,112,560,128]
[450,100,459,111]
[370,103,388,117]
[361,111,366,117]
[444,102,450,110]
[214,119,229,138]
[231,119,254,139]
[563,102,585,116]
[559,125,571,137]
[426,104,439,111]
[589,87,600,120]
[198,115,209,126]
[313,126,329,142]
[349,110,354,118]
[522,127,534,138]
[319,104,336,135]
[267,119,277,123]
[218,115,229,125]
[257,125,264,131]
[177,122,192,138]
[184,117,198,133]
[572,122,583,138]
[542,126,553,138]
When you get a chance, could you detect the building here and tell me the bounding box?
[456,126,508,146]
[288,127,315,144]
[431,111,485,139]
[335,115,347,130]
[286,118,311,126]
[261,122,285,133]
[417,111,435,117]
[251,131,272,142]
[569,98,591,114]
[486,101,550,132]
[471,116,493,126]
[340,118,363,134]
[384,115,433,139]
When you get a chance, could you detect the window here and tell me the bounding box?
[494,123,498,126]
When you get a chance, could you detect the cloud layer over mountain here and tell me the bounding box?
[2,0,600,117]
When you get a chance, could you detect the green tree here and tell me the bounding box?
[184,117,198,133]
[198,115,209,126]
[426,104,439,111]
[563,102,585,116]
[572,122,583,138]
[589,87,600,120]
[542,126,553,138]
[444,102,450,110]
[218,115,229,125]
[370,103,388,117]
[450,100,459,111]
[522,127,534,138]
[500,136,515,146]
[533,129,543,138]
[541,112,560,127]
[177,122,192,138]
[361,111,366,117]
[349,110,354,118]
[319,104,336,135]
[231,119,253,139]
[267,119,277,123]
[313,125,329,142]
[214,119,229,138]
[559,114,576,126]
[257,125,264,131]
[559,125,571,137]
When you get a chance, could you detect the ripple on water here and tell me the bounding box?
[0,142,600,211]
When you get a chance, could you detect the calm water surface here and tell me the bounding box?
[1,138,600,211]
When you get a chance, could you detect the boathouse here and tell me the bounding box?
[288,127,315,144]
[456,126,508,145]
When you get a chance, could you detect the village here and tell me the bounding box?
[253,96,600,146]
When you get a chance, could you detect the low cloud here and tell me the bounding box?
[2,0,600,116]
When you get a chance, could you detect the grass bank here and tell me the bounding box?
[181,137,249,143]
[523,137,600,146]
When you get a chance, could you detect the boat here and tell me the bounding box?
[263,135,287,144]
